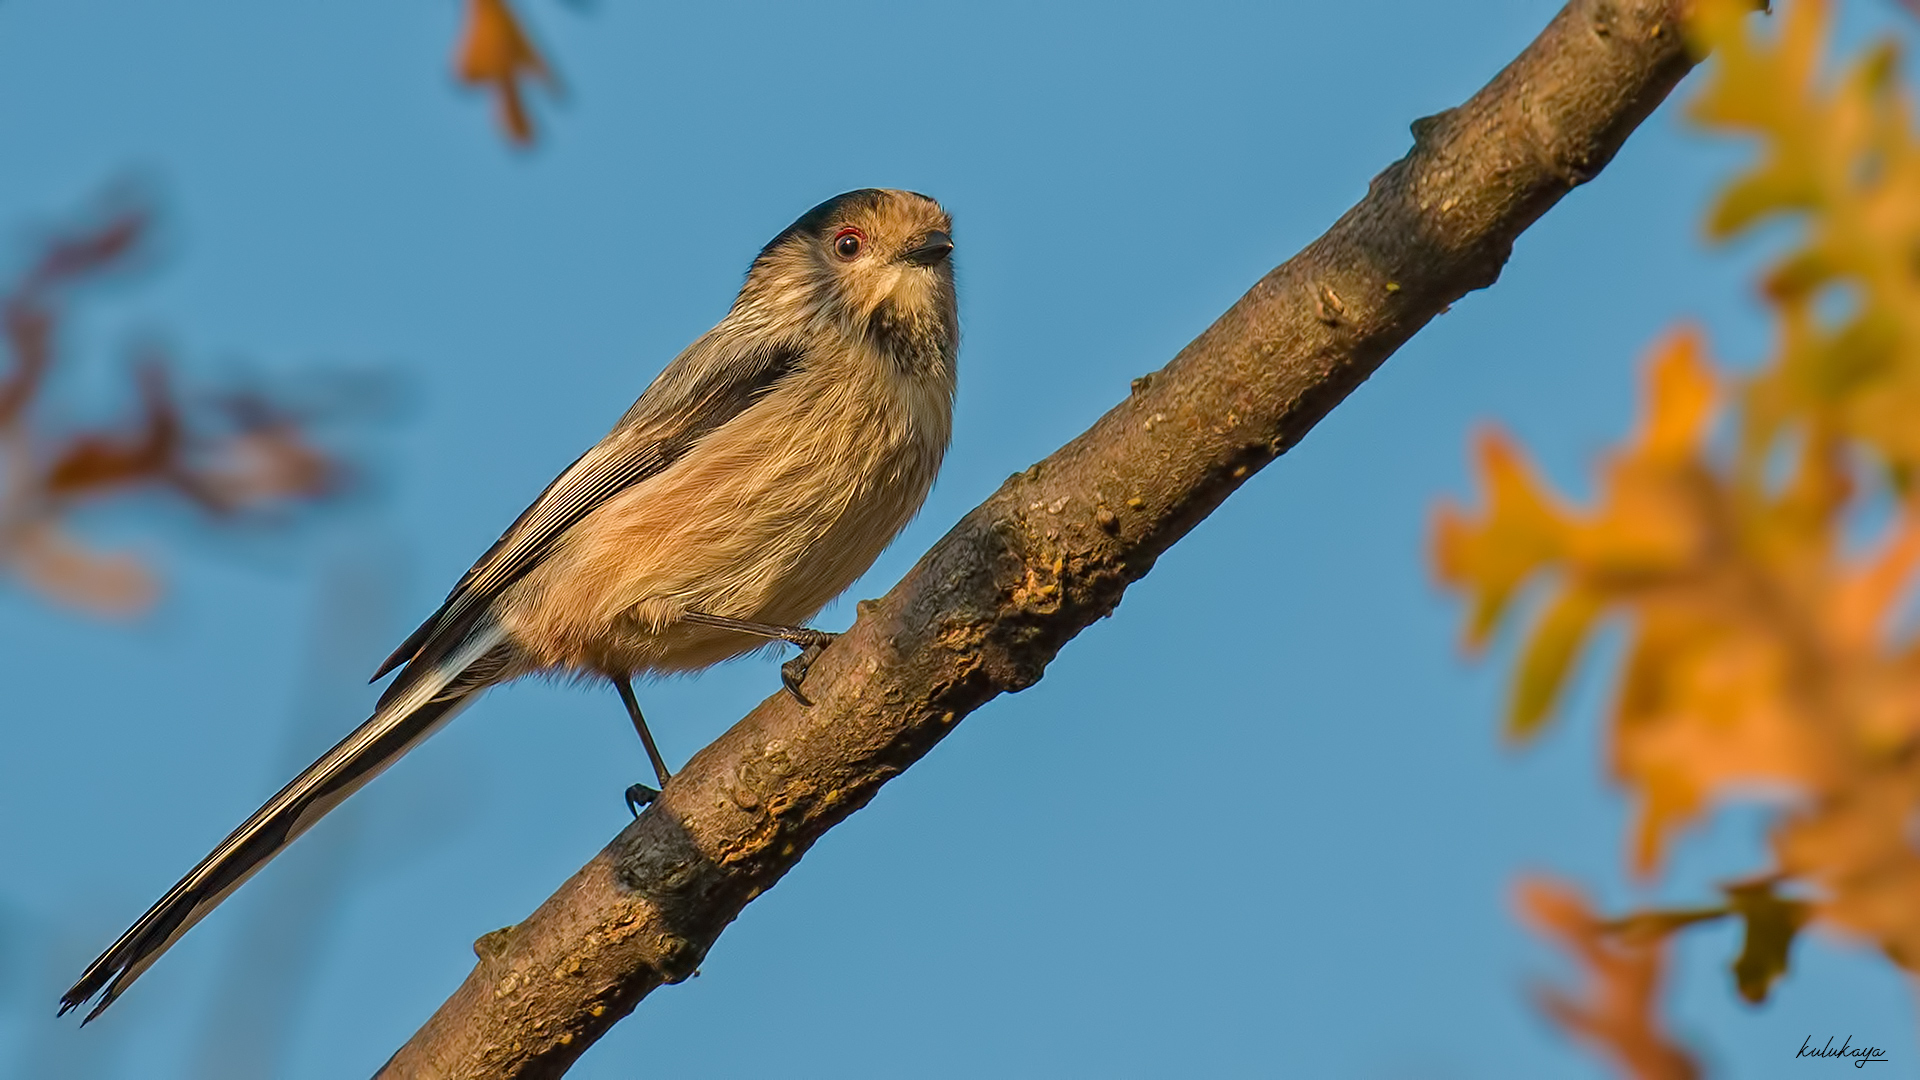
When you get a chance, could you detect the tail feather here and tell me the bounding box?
[61,626,507,1022]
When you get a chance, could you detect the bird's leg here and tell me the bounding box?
[679,610,838,705]
[678,610,836,648]
[615,678,673,816]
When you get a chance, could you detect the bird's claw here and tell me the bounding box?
[780,637,835,705]
[624,783,659,816]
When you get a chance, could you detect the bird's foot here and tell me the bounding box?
[783,626,837,649]
[624,783,659,817]
[780,636,836,705]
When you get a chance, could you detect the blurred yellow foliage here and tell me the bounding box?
[1436,0,1920,1072]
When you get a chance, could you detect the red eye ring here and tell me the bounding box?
[832,227,865,260]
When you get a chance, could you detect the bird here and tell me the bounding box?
[61,188,959,1023]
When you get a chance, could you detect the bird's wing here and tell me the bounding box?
[372,338,805,690]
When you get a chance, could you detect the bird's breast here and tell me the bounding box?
[501,347,951,676]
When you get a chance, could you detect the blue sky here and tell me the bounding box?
[2,0,1914,1076]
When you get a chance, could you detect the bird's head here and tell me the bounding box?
[744,189,957,358]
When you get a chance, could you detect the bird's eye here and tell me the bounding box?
[833,227,865,260]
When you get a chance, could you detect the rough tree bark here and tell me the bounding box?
[382,0,1700,1074]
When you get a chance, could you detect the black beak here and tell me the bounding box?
[903,230,953,266]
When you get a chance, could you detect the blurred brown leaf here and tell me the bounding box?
[1517,877,1703,1080]
[1,193,364,615]
[1723,877,1811,1004]
[455,0,553,145]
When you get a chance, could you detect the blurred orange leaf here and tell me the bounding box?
[1517,877,1703,1080]
[1433,429,1569,653]
[3,519,155,615]
[456,0,553,145]
[1435,331,1724,749]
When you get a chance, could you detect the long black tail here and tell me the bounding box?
[59,625,504,1022]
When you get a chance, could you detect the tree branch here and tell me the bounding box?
[382,1,1698,1074]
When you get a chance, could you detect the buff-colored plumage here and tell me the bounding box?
[504,193,956,674]
[64,189,959,1021]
